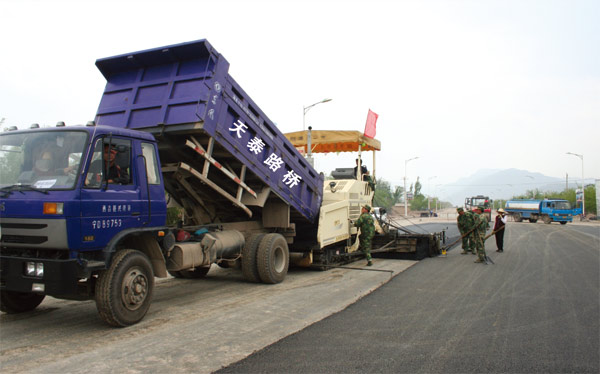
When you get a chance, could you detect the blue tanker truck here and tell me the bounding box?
[504,199,578,224]
[0,40,441,326]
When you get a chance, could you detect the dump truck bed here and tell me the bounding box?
[94,39,322,223]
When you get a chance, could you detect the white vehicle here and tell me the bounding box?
[372,207,387,222]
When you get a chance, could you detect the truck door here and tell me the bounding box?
[541,201,551,215]
[136,141,166,227]
[80,137,144,249]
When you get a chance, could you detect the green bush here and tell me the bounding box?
[166,206,183,226]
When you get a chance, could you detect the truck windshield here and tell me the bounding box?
[555,201,571,210]
[0,130,88,190]
[472,198,490,207]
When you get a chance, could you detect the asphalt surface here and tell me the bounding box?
[218,221,600,373]
[0,245,416,374]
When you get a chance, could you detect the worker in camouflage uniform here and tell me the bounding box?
[473,206,490,263]
[457,207,475,255]
[364,171,376,191]
[353,204,375,266]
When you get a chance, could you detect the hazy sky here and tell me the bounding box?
[1,0,598,200]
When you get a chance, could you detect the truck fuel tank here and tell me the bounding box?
[167,230,244,271]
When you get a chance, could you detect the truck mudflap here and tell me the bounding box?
[0,256,81,296]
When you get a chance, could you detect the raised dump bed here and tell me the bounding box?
[94,39,323,225]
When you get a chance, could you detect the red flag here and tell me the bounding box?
[364,109,378,139]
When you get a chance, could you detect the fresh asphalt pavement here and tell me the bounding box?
[218,221,600,373]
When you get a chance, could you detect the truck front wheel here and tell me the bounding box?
[95,249,154,327]
[257,233,289,284]
[0,291,45,313]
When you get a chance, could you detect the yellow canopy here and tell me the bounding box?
[284,130,381,154]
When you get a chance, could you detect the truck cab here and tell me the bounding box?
[0,124,167,322]
[539,199,573,224]
[465,195,492,220]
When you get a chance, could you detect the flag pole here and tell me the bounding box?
[373,149,376,181]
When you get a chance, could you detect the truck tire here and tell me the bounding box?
[560,221,567,225]
[95,249,154,327]
[257,233,289,284]
[528,218,538,223]
[242,233,266,283]
[0,291,45,314]
[513,213,523,223]
[543,215,552,224]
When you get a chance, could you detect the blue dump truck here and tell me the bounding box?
[0,40,441,326]
[504,199,578,224]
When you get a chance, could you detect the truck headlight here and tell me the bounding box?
[26,262,36,275]
[36,263,44,277]
[25,262,44,277]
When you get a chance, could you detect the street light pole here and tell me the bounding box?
[566,152,585,217]
[303,98,332,131]
[404,156,419,217]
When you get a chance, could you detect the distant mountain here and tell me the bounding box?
[440,168,579,206]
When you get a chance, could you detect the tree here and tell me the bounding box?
[393,186,404,205]
[493,199,507,210]
[584,184,597,215]
[373,178,395,210]
[414,177,422,197]
[410,194,429,211]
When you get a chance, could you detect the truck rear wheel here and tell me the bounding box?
[257,233,289,284]
[543,216,552,224]
[513,213,523,222]
[242,234,266,283]
[95,249,154,327]
[0,291,45,314]
[529,218,538,223]
[560,221,567,225]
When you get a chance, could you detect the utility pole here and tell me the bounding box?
[566,152,585,217]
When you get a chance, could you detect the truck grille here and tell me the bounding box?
[0,218,68,249]
[1,235,48,244]
[0,223,47,230]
